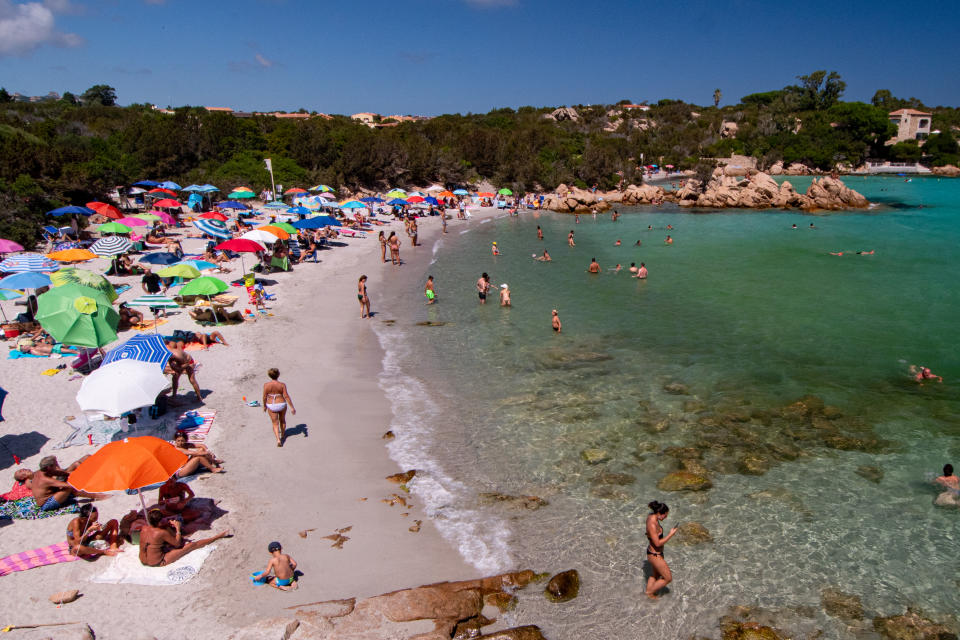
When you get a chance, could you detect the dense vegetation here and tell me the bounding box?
[1,71,958,246]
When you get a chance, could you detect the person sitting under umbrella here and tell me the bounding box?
[66,504,122,557]
[117,302,144,331]
[139,508,230,567]
[155,475,214,534]
[202,244,231,270]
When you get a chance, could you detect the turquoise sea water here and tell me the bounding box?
[375,177,960,639]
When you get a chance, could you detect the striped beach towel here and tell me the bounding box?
[175,410,216,443]
[0,541,78,577]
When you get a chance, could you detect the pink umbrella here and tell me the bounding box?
[116,217,150,227]
[149,210,177,225]
[0,239,24,253]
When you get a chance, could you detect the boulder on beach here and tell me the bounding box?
[931,164,960,177]
[544,569,580,603]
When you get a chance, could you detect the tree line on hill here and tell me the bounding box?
[0,72,957,246]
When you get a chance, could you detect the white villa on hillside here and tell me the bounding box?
[888,108,932,143]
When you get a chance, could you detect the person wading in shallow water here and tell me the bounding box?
[645,500,678,599]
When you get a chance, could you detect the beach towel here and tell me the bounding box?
[91,544,216,585]
[1,481,32,502]
[41,368,61,376]
[0,541,79,577]
[7,350,48,359]
[132,318,169,331]
[55,413,177,450]
[0,496,79,520]
[113,284,131,295]
[175,410,216,443]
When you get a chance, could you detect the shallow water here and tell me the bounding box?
[374,177,960,639]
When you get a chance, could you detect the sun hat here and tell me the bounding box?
[500,283,508,288]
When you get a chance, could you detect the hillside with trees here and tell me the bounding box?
[1,71,957,245]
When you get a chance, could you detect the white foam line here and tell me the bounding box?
[480,218,492,224]
[459,229,471,235]
[372,324,514,574]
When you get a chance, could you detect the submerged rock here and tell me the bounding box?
[855,465,884,483]
[477,626,547,640]
[738,454,771,476]
[657,471,712,491]
[873,608,958,640]
[663,382,690,395]
[590,485,631,500]
[592,472,636,485]
[484,592,516,612]
[544,570,580,603]
[580,449,610,465]
[478,493,548,510]
[720,619,785,640]
[675,522,713,545]
[820,588,864,621]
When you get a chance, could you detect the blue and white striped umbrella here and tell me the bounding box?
[101,333,171,369]
[0,253,59,273]
[192,218,231,240]
[91,236,133,256]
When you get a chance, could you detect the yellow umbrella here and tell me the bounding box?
[47,248,98,263]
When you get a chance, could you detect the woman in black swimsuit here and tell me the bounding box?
[645,500,677,599]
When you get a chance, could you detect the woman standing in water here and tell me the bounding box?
[358,275,371,318]
[645,500,678,599]
[378,231,387,263]
[263,368,295,447]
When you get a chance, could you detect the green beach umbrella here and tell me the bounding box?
[271,222,298,234]
[98,222,132,234]
[131,213,161,222]
[498,188,513,195]
[157,264,201,279]
[228,190,256,199]
[386,190,406,199]
[51,268,118,302]
[36,284,119,348]
[179,276,228,297]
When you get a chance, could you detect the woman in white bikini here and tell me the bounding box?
[262,368,295,447]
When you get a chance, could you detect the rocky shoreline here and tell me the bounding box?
[542,169,869,213]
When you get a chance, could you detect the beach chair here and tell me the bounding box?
[269,256,290,272]
[286,238,301,261]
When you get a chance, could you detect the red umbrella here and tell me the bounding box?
[148,188,177,197]
[284,187,307,195]
[200,212,228,222]
[215,239,265,274]
[153,199,182,208]
[87,202,122,219]
[406,195,425,203]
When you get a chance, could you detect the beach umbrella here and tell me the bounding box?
[360,197,384,204]
[477,191,494,198]
[127,294,179,310]
[199,184,220,192]
[47,205,95,217]
[426,185,444,192]
[182,185,202,192]
[284,187,307,195]
[423,196,439,206]
[153,199,183,209]
[316,192,336,200]
[159,181,182,191]
[200,212,229,222]
[116,216,150,228]
[35,284,118,348]
[175,259,217,272]
[47,248,98,263]
[271,222,298,235]
[386,190,406,198]
[339,200,366,209]
[138,253,179,266]
[0,239,24,253]
[438,190,455,198]
[0,253,59,273]
[263,201,287,210]
[128,187,146,195]
[147,188,178,197]
[87,202,122,219]
[179,276,228,297]
[286,206,311,216]
[0,287,22,321]
[217,201,250,210]
[157,264,201,279]
[215,238,264,273]
[241,229,285,245]
[148,210,177,225]
[0,272,51,291]
[50,268,117,302]
[406,196,425,204]
[97,222,133,235]
[453,189,470,196]
[131,213,161,222]
[76,361,171,417]
[228,190,255,199]
[101,333,171,369]
[387,198,408,206]
[309,184,334,192]
[193,218,232,240]
[291,216,340,230]
[497,188,513,195]
[257,225,291,239]
[132,180,159,188]
[408,191,425,198]
[91,236,132,257]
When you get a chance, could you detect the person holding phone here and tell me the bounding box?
[645,500,678,599]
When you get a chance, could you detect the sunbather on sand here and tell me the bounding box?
[189,307,244,324]
[32,455,102,511]
[66,504,121,557]
[139,509,229,567]
[172,431,223,476]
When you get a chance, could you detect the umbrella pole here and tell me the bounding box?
[208,295,219,325]
[138,488,149,521]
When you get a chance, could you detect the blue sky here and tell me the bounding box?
[2,0,959,115]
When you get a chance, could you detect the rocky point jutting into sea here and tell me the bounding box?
[543,169,869,213]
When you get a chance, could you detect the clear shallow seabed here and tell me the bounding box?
[374,177,960,639]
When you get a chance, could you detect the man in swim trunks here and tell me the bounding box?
[32,455,100,511]
[164,340,203,403]
[635,262,648,279]
[588,258,601,273]
[476,273,491,304]
[424,275,436,304]
[552,309,562,333]
[139,508,229,567]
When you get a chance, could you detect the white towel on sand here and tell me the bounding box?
[91,545,217,585]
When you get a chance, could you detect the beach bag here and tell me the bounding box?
[148,394,167,419]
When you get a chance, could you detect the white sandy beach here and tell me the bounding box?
[0,205,505,638]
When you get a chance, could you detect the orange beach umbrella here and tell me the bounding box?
[47,248,98,263]
[256,225,290,240]
[69,436,188,493]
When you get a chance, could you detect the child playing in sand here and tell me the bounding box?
[253,541,298,590]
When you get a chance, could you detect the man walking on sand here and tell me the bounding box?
[476,273,491,304]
